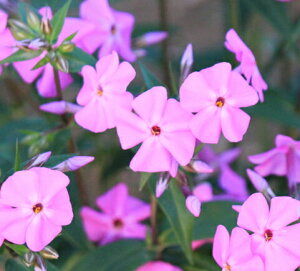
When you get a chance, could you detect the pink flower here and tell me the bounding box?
[116,86,195,177]
[12,6,97,98]
[75,51,135,133]
[0,167,73,251]
[0,9,14,74]
[237,193,300,271]
[136,261,183,271]
[225,29,268,102]
[80,183,150,245]
[80,0,136,62]
[249,134,300,190]
[213,225,264,271]
[180,62,258,144]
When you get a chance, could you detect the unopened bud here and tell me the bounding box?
[40,101,82,115]
[186,195,201,217]
[39,246,59,260]
[41,18,52,36]
[55,56,69,73]
[16,38,47,51]
[25,151,52,169]
[27,10,41,32]
[23,251,36,267]
[52,156,94,172]
[34,255,47,271]
[59,41,75,53]
[156,172,170,198]
[10,27,31,40]
[136,31,168,47]
[180,43,193,83]
[9,19,32,34]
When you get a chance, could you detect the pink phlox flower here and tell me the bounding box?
[0,167,73,251]
[0,9,14,74]
[180,62,259,144]
[213,225,264,271]
[116,86,196,177]
[52,156,94,172]
[136,261,183,271]
[80,0,136,62]
[237,193,300,271]
[75,51,135,133]
[12,6,97,98]
[80,183,150,245]
[249,134,300,187]
[40,101,82,115]
[225,28,268,102]
[197,146,248,201]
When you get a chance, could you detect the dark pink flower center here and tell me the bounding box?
[111,25,117,35]
[113,218,124,229]
[151,126,161,136]
[264,229,273,241]
[32,203,43,214]
[215,97,225,107]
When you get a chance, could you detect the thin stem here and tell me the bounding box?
[150,195,159,246]
[159,0,171,90]
[53,68,89,206]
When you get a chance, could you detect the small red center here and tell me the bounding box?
[111,25,117,35]
[32,203,43,214]
[113,218,124,229]
[151,126,161,136]
[264,229,273,241]
[224,263,231,271]
[215,97,225,107]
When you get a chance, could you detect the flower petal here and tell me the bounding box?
[212,225,230,267]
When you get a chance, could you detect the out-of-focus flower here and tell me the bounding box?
[0,9,14,74]
[80,183,150,245]
[136,31,168,47]
[192,182,214,202]
[12,6,97,98]
[52,156,94,172]
[225,29,268,102]
[180,43,193,83]
[185,195,201,217]
[136,261,183,271]
[180,62,258,144]
[0,167,73,251]
[237,193,300,271]
[197,146,248,201]
[80,0,136,62]
[75,51,135,133]
[40,101,82,115]
[116,86,195,177]
[249,134,300,192]
[213,225,264,271]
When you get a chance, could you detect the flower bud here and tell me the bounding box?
[136,31,168,47]
[23,251,36,267]
[156,172,170,198]
[40,101,82,115]
[180,43,193,83]
[186,195,201,217]
[27,9,41,32]
[8,19,32,34]
[41,17,52,36]
[25,151,52,169]
[34,255,47,271]
[10,27,31,40]
[52,156,95,172]
[55,55,69,73]
[39,246,59,260]
[59,41,75,53]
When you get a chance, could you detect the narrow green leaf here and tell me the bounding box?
[64,47,97,73]
[139,172,152,191]
[63,32,78,42]
[31,55,49,70]
[5,243,29,256]
[5,259,28,271]
[139,62,162,88]
[50,0,72,43]
[0,50,42,64]
[149,179,194,264]
[14,140,21,172]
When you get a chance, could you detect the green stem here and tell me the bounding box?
[150,195,159,246]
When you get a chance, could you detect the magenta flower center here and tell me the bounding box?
[32,203,43,214]
[264,229,273,241]
[111,25,117,35]
[215,97,225,107]
[151,126,161,136]
[113,218,124,229]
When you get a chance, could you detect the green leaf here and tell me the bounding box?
[72,240,152,271]
[240,0,292,36]
[193,201,238,240]
[50,0,72,43]
[139,172,152,191]
[0,50,42,64]
[138,62,162,88]
[64,47,97,73]
[5,259,29,271]
[31,56,50,70]
[5,243,29,256]
[63,32,78,42]
[14,139,21,172]
[149,179,194,264]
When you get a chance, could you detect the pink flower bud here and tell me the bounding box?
[52,156,94,172]
[40,101,82,115]
[186,195,201,217]
[180,44,193,82]
[136,31,168,47]
[26,151,52,169]
[156,173,170,198]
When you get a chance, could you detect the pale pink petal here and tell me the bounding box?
[237,193,269,233]
[231,256,264,271]
[130,137,173,174]
[132,86,167,126]
[246,169,269,192]
[221,106,250,142]
[286,148,300,184]
[186,195,201,217]
[212,225,230,267]
[136,261,183,271]
[275,134,295,147]
[122,223,147,239]
[190,106,221,144]
[192,161,214,174]
[218,147,241,165]
[123,196,150,221]
[193,182,214,202]
[80,0,113,23]
[40,101,82,115]
[26,215,61,251]
[96,51,119,81]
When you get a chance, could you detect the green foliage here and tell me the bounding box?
[0,50,42,65]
